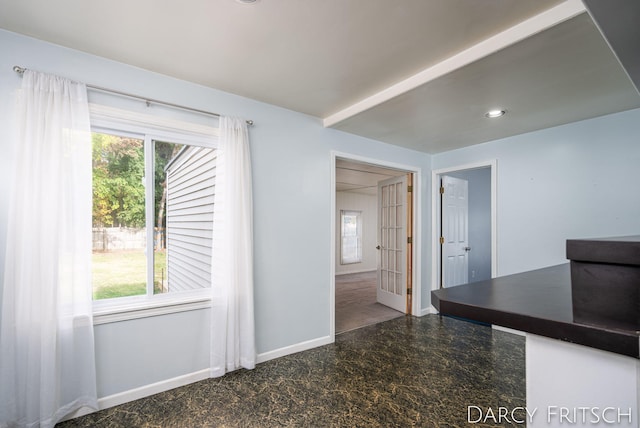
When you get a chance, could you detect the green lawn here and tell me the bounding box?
[92,250,167,300]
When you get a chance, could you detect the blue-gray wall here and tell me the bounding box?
[2,27,639,401]
[0,29,432,398]
[432,108,640,277]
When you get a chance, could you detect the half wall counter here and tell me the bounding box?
[431,236,639,427]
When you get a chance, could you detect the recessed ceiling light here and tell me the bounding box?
[485,109,506,118]
[235,0,258,4]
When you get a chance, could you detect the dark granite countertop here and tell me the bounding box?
[431,263,640,358]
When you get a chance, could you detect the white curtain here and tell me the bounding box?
[0,71,97,427]
[210,116,256,377]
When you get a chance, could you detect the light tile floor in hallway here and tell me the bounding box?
[335,271,404,334]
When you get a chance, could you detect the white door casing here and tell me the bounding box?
[377,175,406,312]
[441,175,469,288]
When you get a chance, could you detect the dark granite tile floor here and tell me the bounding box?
[58,315,526,427]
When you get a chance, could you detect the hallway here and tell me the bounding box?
[335,271,403,334]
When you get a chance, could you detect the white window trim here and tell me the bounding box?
[93,292,212,325]
[90,104,218,324]
[90,104,219,146]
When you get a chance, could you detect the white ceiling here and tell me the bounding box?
[332,12,640,153]
[1,0,639,153]
[336,159,404,196]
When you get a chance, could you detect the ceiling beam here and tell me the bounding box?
[323,0,586,128]
[582,0,640,96]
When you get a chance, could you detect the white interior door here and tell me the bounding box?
[376,175,406,312]
[441,175,469,288]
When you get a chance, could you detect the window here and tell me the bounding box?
[92,132,148,300]
[92,131,216,301]
[340,210,362,264]
[87,101,220,312]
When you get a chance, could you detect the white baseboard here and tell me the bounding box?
[492,325,526,336]
[418,306,437,316]
[64,369,211,420]
[257,335,333,363]
[65,335,335,421]
[335,268,376,276]
[99,369,210,410]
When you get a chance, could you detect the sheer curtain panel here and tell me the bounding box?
[0,71,97,427]
[210,116,256,377]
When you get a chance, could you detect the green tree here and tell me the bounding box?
[92,133,145,228]
[92,134,184,236]
[153,141,183,249]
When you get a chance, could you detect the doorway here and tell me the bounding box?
[432,161,496,290]
[335,271,402,333]
[331,154,421,336]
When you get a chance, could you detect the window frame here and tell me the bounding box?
[89,105,219,324]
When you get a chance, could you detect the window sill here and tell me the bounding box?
[93,293,211,325]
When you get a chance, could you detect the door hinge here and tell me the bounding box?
[439,186,445,194]
[439,236,444,245]
[407,237,412,244]
[407,185,413,193]
[407,288,412,296]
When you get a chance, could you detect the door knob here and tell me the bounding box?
[376,245,381,250]
[464,247,471,252]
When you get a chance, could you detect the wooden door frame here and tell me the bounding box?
[330,151,422,341]
[431,160,497,294]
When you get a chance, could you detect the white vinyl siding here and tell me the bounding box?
[165,146,216,292]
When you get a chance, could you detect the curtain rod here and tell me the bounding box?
[12,66,254,126]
